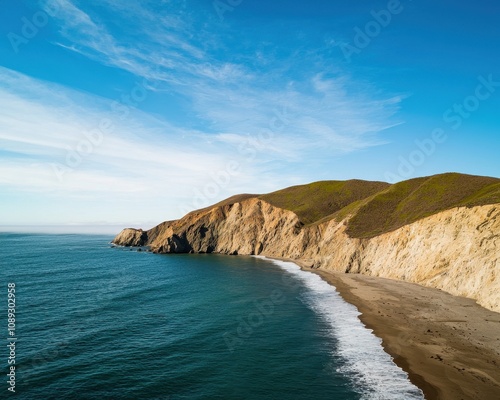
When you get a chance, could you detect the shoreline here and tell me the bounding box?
[290,263,500,400]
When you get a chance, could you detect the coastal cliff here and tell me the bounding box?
[113,173,500,312]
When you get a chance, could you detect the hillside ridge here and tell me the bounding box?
[112,172,500,312]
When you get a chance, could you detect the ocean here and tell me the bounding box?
[1,233,424,399]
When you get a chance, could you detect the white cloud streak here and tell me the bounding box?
[0,68,227,197]
[1,1,405,226]
[44,0,402,153]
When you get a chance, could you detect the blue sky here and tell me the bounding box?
[0,0,499,231]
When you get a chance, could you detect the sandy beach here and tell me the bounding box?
[300,267,500,399]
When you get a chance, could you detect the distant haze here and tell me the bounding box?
[0,225,140,235]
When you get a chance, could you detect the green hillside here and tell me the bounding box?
[190,173,499,239]
[259,180,390,225]
[346,173,500,238]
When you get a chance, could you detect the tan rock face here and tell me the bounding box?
[112,228,147,247]
[311,205,500,312]
[113,199,500,312]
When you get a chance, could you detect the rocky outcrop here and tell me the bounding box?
[113,228,148,247]
[112,221,174,247]
[113,199,499,312]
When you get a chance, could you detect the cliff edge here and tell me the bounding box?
[113,173,500,312]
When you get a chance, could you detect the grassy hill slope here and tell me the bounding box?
[346,173,500,238]
[259,180,390,225]
[259,173,499,237]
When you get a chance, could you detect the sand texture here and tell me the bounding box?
[309,269,500,400]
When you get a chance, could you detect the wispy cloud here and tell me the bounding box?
[0,68,227,198]
[43,0,403,155]
[43,0,208,83]
[2,1,405,226]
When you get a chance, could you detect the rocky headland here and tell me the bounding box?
[113,172,500,399]
[114,172,500,313]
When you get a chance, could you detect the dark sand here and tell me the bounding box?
[300,267,500,400]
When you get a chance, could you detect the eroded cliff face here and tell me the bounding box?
[306,205,500,312]
[113,228,148,247]
[113,199,499,312]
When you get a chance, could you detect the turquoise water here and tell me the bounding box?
[1,233,423,399]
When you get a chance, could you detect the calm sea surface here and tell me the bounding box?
[0,233,424,399]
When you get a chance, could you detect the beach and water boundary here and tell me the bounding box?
[288,261,500,400]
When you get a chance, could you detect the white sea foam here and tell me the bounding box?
[261,257,425,400]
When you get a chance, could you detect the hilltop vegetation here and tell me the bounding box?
[260,173,500,238]
[346,173,500,238]
[259,180,390,225]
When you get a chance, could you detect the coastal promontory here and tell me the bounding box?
[113,172,500,313]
